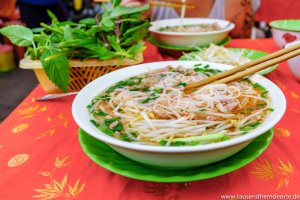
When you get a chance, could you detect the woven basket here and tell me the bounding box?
[19,53,143,93]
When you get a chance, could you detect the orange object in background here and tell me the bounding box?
[73,0,83,11]
[0,0,17,19]
[255,0,300,23]
[0,45,15,72]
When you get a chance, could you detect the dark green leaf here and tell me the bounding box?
[178,82,187,87]
[47,10,58,23]
[79,18,96,26]
[63,25,73,40]
[57,21,78,26]
[40,48,70,92]
[106,4,149,19]
[93,110,107,117]
[126,41,145,58]
[31,27,45,33]
[107,35,122,52]
[111,0,122,7]
[33,34,48,43]
[90,120,115,136]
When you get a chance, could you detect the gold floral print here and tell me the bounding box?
[37,113,70,140]
[37,129,56,140]
[291,92,300,99]
[55,156,71,168]
[33,156,85,199]
[291,109,300,114]
[273,80,286,90]
[18,105,48,120]
[11,123,29,134]
[47,113,69,128]
[252,159,297,191]
[252,159,277,180]
[275,128,291,137]
[8,153,29,167]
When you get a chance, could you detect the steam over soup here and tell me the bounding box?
[87,65,272,146]
[158,23,222,32]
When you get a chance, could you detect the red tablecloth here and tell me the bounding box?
[1,39,300,200]
[255,0,300,23]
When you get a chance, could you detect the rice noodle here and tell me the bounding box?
[89,66,271,146]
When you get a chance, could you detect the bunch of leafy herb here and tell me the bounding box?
[0,0,150,92]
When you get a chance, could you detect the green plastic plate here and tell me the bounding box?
[147,36,232,51]
[78,128,273,182]
[180,48,278,75]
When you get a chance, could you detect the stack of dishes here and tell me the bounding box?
[72,61,286,182]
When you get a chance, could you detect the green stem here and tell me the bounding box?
[31,41,38,59]
[40,23,64,35]
[44,51,68,61]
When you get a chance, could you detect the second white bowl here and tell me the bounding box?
[149,18,235,48]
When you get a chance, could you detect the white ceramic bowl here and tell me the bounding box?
[285,40,300,81]
[72,61,286,168]
[270,20,300,48]
[149,18,234,48]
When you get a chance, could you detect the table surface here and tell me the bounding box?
[1,38,300,200]
[255,0,300,23]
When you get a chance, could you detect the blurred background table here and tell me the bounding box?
[1,38,300,199]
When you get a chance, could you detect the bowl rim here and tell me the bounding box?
[72,61,286,153]
[285,40,300,48]
[149,18,235,36]
[270,19,300,32]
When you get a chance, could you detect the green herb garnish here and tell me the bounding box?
[178,82,187,87]
[0,1,150,92]
[240,121,261,132]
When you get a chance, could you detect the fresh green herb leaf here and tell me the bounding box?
[153,88,163,93]
[268,108,274,112]
[256,103,267,107]
[119,132,136,142]
[140,96,159,104]
[194,63,202,67]
[240,122,261,131]
[104,118,123,131]
[93,110,107,117]
[112,123,123,131]
[106,77,143,93]
[0,25,33,46]
[261,91,269,98]
[178,82,187,87]
[194,67,221,74]
[79,18,96,25]
[47,10,58,23]
[90,119,115,136]
[40,48,70,92]
[104,118,119,126]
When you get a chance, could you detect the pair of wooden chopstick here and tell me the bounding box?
[184,42,300,93]
[149,0,195,9]
[93,0,195,9]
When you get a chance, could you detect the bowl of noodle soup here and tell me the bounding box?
[149,18,235,48]
[72,61,286,168]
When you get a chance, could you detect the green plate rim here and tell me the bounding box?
[179,47,278,75]
[147,36,232,51]
[78,128,274,182]
[269,20,300,32]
